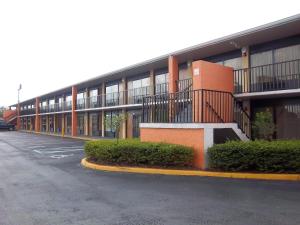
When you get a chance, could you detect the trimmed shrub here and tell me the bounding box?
[208,140,300,173]
[84,139,194,168]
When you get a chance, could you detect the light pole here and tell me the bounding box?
[17,84,22,130]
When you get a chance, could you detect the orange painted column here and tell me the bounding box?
[168,56,179,122]
[35,97,40,132]
[71,86,78,137]
[168,55,179,94]
[16,105,21,130]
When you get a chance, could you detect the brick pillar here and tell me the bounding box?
[35,97,40,132]
[168,55,179,122]
[84,88,89,136]
[121,78,127,139]
[101,83,105,137]
[71,86,78,137]
[149,69,155,95]
[168,55,179,94]
[242,46,250,93]
[61,114,65,136]
[121,77,127,105]
[101,111,105,137]
[53,114,57,133]
[121,109,127,139]
[46,115,49,133]
[242,46,251,136]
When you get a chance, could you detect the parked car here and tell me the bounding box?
[0,120,15,131]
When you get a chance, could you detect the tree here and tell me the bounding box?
[105,113,127,143]
[252,110,276,141]
[0,106,5,118]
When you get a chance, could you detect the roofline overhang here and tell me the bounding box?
[12,14,300,107]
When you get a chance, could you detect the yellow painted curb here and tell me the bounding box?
[81,158,300,181]
[19,130,97,141]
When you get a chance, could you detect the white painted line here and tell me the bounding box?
[33,150,43,154]
[42,149,83,154]
[50,154,74,159]
[27,146,47,149]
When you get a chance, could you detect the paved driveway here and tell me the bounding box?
[0,131,299,225]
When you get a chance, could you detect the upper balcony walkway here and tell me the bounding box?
[234,59,300,95]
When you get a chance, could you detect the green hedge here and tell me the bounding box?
[84,139,194,168]
[208,140,300,173]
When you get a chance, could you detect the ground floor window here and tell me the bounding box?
[127,110,142,138]
[77,113,85,135]
[251,97,300,139]
[41,116,47,132]
[56,115,62,133]
[89,112,101,136]
[49,115,54,133]
[105,111,119,137]
[65,114,72,135]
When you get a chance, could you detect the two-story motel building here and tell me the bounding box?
[11,15,300,167]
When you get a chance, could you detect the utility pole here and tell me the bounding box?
[17,84,22,130]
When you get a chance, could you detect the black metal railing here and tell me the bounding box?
[40,102,72,113]
[234,59,300,93]
[155,83,169,94]
[176,78,193,92]
[142,89,251,138]
[20,108,36,115]
[128,86,151,104]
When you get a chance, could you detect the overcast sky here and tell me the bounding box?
[0,0,299,106]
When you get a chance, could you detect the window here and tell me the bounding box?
[179,63,190,80]
[65,95,72,109]
[106,82,121,106]
[216,57,243,69]
[127,77,150,90]
[127,76,150,104]
[90,89,98,97]
[77,92,86,109]
[155,71,169,94]
[105,111,119,137]
[274,44,300,63]
[49,99,55,110]
[89,89,99,107]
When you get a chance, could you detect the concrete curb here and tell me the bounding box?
[81,158,300,181]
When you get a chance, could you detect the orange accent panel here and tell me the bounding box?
[168,55,179,94]
[192,60,234,92]
[72,86,78,136]
[140,128,205,169]
[192,60,234,122]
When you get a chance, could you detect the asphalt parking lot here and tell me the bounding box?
[0,131,299,225]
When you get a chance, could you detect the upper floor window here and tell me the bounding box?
[128,77,150,90]
[251,44,300,67]
[155,70,169,94]
[49,99,55,105]
[106,83,119,94]
[65,95,72,105]
[90,89,98,97]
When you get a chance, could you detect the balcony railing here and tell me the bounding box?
[40,102,72,113]
[142,89,251,138]
[234,59,300,94]
[20,108,36,115]
[128,86,151,104]
[155,83,169,95]
[176,78,193,92]
[75,87,153,109]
